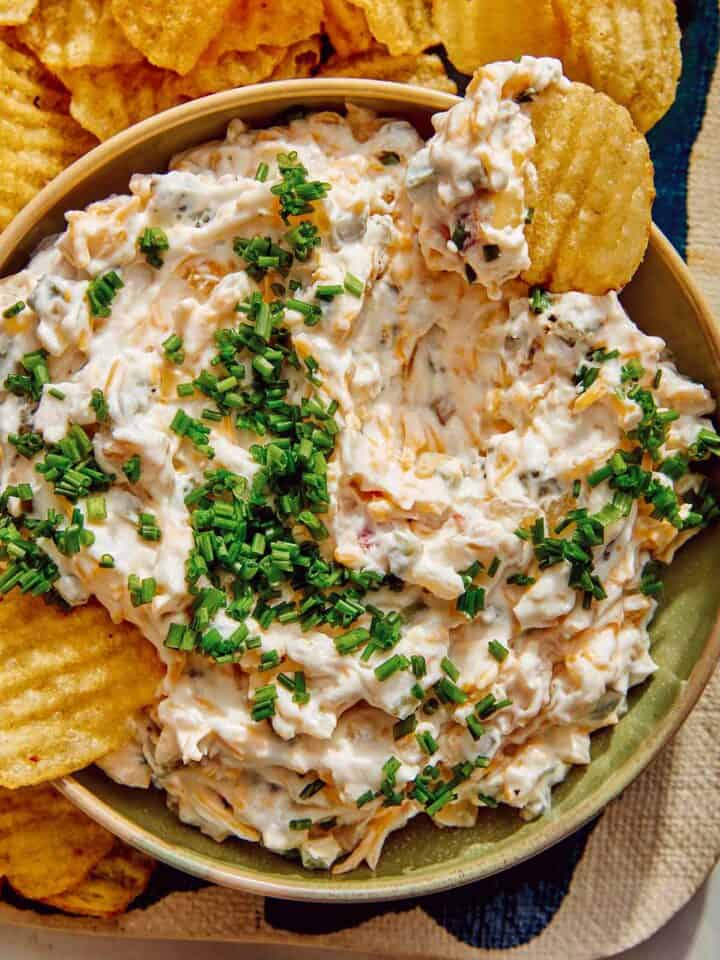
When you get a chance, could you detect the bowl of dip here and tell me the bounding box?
[1,79,719,902]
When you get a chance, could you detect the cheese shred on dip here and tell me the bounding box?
[2,60,719,873]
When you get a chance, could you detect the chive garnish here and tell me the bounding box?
[138,227,169,268]
[3,300,25,318]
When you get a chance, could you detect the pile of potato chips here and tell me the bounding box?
[1,0,681,232]
[1,783,155,917]
[0,0,682,922]
[0,589,162,917]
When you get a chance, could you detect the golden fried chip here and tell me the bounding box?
[0,39,97,230]
[110,0,234,75]
[42,842,155,917]
[17,0,142,69]
[323,0,374,58]
[349,0,437,55]
[0,591,163,788]
[61,45,287,140]
[201,0,323,60]
[0,0,38,24]
[523,82,654,294]
[0,785,115,898]
[434,0,564,75]
[269,36,323,80]
[551,0,681,132]
[320,47,456,93]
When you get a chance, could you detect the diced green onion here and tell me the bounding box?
[343,273,364,297]
[488,640,509,662]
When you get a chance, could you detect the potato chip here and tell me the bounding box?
[269,36,323,80]
[0,784,115,898]
[523,82,654,294]
[62,45,287,140]
[0,0,38,24]
[0,590,163,788]
[319,47,456,93]
[433,0,565,75]
[201,0,323,60]
[551,0,681,132]
[181,44,288,98]
[110,0,234,75]
[323,0,374,59]
[349,0,437,56]
[41,842,155,917]
[0,39,97,230]
[17,0,142,69]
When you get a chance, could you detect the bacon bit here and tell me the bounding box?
[358,526,374,548]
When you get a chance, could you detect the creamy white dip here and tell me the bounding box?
[407,56,568,298]
[1,63,717,872]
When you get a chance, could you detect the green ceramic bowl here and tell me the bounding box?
[2,80,719,903]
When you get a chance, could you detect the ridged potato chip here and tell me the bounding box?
[42,842,155,917]
[319,47,456,93]
[61,45,287,140]
[269,36,323,80]
[433,0,564,75]
[323,0,374,58]
[0,591,163,788]
[0,38,97,230]
[551,0,681,132]
[523,82,654,294]
[201,0,323,60]
[17,0,142,69]
[0,0,38,24]
[348,0,436,56]
[0,784,114,898]
[110,0,234,75]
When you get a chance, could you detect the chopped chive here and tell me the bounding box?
[393,713,418,739]
[335,627,369,655]
[356,789,375,807]
[411,654,427,678]
[478,793,498,807]
[488,640,509,662]
[299,778,325,799]
[374,654,409,681]
[315,284,344,301]
[122,454,141,483]
[162,332,184,364]
[435,677,467,705]
[572,478,581,497]
[90,387,108,423]
[441,656,459,681]
[48,387,65,400]
[255,161,269,182]
[86,495,107,522]
[138,227,169,268]
[416,730,438,755]
[466,714,485,740]
[289,817,312,831]
[506,573,536,586]
[3,300,25,319]
[87,271,123,317]
[177,382,195,397]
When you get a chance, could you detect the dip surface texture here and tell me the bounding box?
[1,72,717,872]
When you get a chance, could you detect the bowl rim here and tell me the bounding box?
[2,78,719,902]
